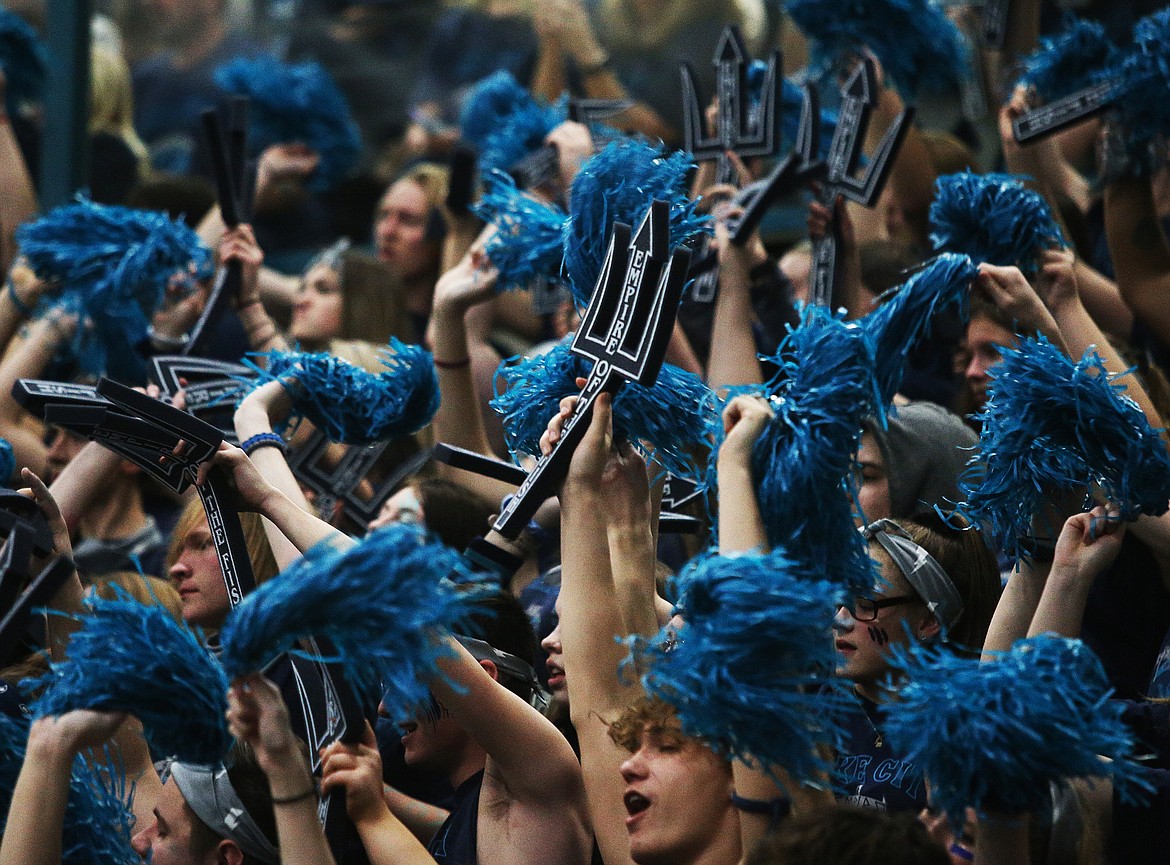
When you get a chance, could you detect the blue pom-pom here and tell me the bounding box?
[15,196,212,382]
[929,172,1067,276]
[884,634,1154,818]
[787,0,970,98]
[738,307,881,591]
[473,171,569,291]
[0,714,139,865]
[458,70,566,178]
[219,524,490,720]
[491,339,716,483]
[1017,18,1118,103]
[863,252,977,403]
[1112,10,1170,169]
[634,550,849,781]
[0,9,46,114]
[0,437,14,485]
[459,70,535,148]
[214,57,362,191]
[30,589,231,764]
[245,339,440,446]
[957,335,1170,558]
[564,139,709,308]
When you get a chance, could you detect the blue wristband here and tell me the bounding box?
[240,432,287,456]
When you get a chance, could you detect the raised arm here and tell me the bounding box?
[0,74,37,275]
[320,724,441,865]
[220,223,290,356]
[717,395,772,554]
[1,709,127,865]
[1027,505,1124,639]
[558,393,644,865]
[708,204,766,391]
[427,636,591,857]
[227,673,337,865]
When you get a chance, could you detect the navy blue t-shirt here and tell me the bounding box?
[834,692,928,813]
[428,768,485,865]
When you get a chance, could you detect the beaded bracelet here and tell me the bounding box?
[241,432,287,456]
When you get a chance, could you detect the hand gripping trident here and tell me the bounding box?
[808,58,914,308]
[491,200,691,540]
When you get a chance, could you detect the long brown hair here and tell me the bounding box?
[338,249,412,345]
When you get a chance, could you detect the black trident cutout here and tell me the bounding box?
[1012,79,1125,144]
[482,200,690,539]
[682,24,782,186]
[151,355,254,445]
[808,58,914,308]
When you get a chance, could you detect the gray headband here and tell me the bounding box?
[861,519,964,631]
[167,761,280,864]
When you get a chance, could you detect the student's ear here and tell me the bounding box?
[479,658,500,683]
[916,613,941,642]
[217,839,244,865]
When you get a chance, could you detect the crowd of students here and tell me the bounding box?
[1,0,1170,864]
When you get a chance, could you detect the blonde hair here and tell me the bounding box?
[92,570,184,621]
[165,499,279,588]
[89,46,151,176]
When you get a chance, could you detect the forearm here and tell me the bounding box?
[1049,298,1162,429]
[1026,564,1092,638]
[982,560,1048,658]
[708,260,764,390]
[258,484,354,555]
[356,809,440,865]
[237,298,289,354]
[1072,261,1133,339]
[717,461,767,553]
[731,760,833,854]
[428,303,507,471]
[0,318,71,475]
[382,785,450,845]
[1,725,73,865]
[608,526,661,641]
[259,268,299,310]
[1104,179,1170,330]
[266,755,337,865]
[531,36,568,104]
[234,402,314,570]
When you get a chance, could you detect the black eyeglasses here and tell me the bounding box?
[844,595,918,622]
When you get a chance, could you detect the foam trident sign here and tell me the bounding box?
[491,200,691,539]
[808,58,914,308]
[1012,78,1126,144]
[682,24,781,186]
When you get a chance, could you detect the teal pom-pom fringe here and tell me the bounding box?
[0,714,139,865]
[786,0,970,98]
[214,57,362,191]
[564,139,709,309]
[956,335,1170,558]
[884,634,1154,818]
[474,171,569,292]
[0,9,46,114]
[1111,10,1170,169]
[245,339,440,446]
[863,252,977,403]
[491,339,716,483]
[457,70,566,177]
[15,196,212,381]
[635,550,849,781]
[745,308,881,591]
[1017,18,1118,104]
[30,588,231,765]
[929,172,1066,276]
[0,437,14,485]
[219,524,490,721]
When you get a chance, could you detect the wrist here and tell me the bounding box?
[27,721,79,767]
